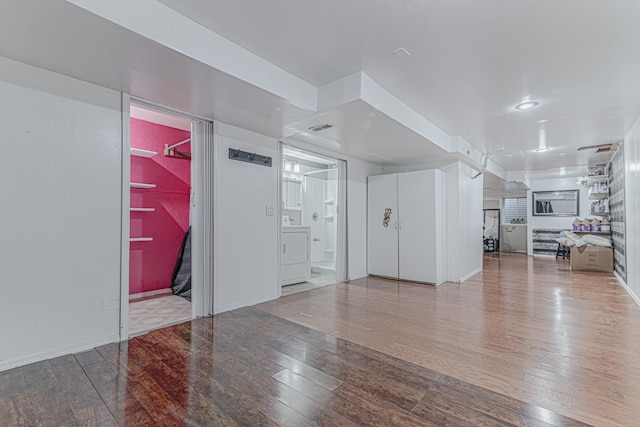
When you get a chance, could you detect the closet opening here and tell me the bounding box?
[127,103,194,336]
[280,145,347,296]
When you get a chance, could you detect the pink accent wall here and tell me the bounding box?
[129,118,191,295]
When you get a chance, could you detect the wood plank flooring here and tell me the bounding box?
[1,252,636,426]
[0,305,588,426]
[258,253,640,427]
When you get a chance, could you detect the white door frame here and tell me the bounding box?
[119,94,214,341]
[278,142,348,294]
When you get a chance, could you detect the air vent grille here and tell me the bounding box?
[308,123,333,132]
[577,141,621,153]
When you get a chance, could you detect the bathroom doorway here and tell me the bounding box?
[280,146,346,295]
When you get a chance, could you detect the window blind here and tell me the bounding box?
[503,198,527,224]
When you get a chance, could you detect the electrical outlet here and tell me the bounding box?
[265,205,275,216]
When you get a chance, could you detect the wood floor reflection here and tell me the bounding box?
[258,253,640,427]
[1,252,636,426]
[1,306,588,426]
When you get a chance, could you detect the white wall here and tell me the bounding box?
[527,177,589,255]
[214,123,280,313]
[344,157,382,279]
[0,57,122,371]
[444,162,484,282]
[623,118,640,303]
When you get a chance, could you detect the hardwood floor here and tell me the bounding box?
[0,306,588,426]
[258,253,640,427]
[0,252,635,426]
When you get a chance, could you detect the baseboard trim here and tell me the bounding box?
[614,271,640,308]
[0,334,120,373]
[459,267,483,283]
[129,288,172,301]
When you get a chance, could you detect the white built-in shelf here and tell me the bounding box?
[130,182,156,189]
[588,192,608,200]
[130,148,157,158]
[324,200,334,205]
[573,230,610,234]
[129,237,153,242]
[587,176,609,184]
[130,207,155,212]
[589,212,610,217]
[324,215,334,221]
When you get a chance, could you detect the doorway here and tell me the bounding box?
[483,208,500,253]
[126,103,194,336]
[280,145,347,296]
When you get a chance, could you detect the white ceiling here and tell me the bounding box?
[156,0,640,172]
[1,0,639,188]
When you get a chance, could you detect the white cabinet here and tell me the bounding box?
[281,226,311,285]
[367,170,445,285]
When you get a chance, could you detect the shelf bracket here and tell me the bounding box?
[164,138,191,159]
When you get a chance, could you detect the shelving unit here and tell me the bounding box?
[130,182,156,189]
[585,166,610,217]
[130,148,158,158]
[129,147,157,244]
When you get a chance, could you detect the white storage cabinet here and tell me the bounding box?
[367,169,445,285]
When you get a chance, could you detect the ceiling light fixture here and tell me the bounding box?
[514,101,539,111]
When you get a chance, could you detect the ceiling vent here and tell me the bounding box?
[308,123,333,132]
[577,141,621,153]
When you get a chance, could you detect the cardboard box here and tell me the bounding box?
[570,245,613,272]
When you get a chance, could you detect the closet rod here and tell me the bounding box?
[167,138,191,150]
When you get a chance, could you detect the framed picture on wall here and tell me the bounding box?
[532,190,579,216]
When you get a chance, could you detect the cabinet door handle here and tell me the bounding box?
[282,244,287,254]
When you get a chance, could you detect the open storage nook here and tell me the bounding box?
[127,103,194,336]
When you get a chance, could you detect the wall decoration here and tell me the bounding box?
[532,190,579,216]
[383,208,392,227]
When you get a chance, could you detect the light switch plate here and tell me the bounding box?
[265,205,275,216]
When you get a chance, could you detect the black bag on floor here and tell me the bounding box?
[171,226,192,301]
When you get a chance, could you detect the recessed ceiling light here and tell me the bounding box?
[515,101,539,111]
[505,154,513,158]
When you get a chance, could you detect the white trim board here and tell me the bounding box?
[459,267,483,284]
[0,335,120,373]
[615,271,640,308]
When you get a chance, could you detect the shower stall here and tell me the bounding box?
[302,169,338,275]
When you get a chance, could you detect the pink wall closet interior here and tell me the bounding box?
[129,118,191,296]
